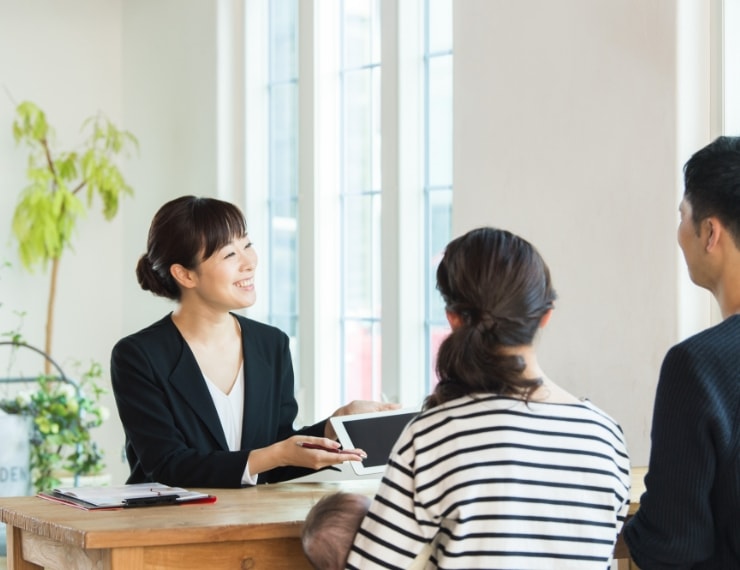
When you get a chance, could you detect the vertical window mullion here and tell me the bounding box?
[339,0,382,404]
[266,0,300,363]
[423,0,453,394]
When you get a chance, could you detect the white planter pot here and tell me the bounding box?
[0,413,32,557]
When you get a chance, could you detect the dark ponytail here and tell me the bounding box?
[425,228,556,409]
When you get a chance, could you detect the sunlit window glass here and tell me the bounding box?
[424,0,453,392]
[340,0,382,402]
[255,0,453,417]
[267,0,299,343]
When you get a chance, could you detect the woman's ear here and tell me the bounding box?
[446,310,463,331]
[539,308,554,329]
[170,264,196,289]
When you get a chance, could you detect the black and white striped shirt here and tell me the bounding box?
[347,394,631,569]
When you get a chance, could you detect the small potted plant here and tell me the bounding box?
[0,340,109,493]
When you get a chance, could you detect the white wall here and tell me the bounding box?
[0,0,129,483]
[0,0,219,485]
[119,0,219,334]
[0,0,715,483]
[454,0,711,464]
[114,1,220,483]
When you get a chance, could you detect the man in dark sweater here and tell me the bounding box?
[623,136,740,569]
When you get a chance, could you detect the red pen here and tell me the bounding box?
[296,441,366,457]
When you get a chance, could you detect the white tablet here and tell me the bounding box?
[330,408,419,476]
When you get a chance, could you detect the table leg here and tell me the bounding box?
[108,547,143,570]
[6,526,41,570]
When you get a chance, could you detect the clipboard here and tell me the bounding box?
[38,482,217,510]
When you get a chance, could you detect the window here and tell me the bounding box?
[423,0,453,393]
[247,0,453,423]
[339,0,383,404]
[266,0,299,345]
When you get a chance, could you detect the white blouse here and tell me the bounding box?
[203,367,257,485]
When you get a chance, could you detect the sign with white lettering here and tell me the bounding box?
[0,413,31,556]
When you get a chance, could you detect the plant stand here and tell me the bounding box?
[0,412,31,557]
[0,341,92,493]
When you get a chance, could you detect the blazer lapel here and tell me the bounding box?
[239,319,272,449]
[168,343,229,451]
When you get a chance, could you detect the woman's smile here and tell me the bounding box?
[235,277,254,289]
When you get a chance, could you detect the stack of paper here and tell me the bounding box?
[39,482,216,510]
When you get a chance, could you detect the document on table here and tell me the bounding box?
[38,482,217,510]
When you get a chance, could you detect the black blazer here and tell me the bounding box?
[110,313,326,487]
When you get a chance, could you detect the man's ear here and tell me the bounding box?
[704,218,721,252]
[170,264,197,289]
[539,308,554,329]
[446,310,463,331]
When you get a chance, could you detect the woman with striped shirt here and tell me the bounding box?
[346,227,631,569]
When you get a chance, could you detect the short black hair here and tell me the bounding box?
[684,136,740,247]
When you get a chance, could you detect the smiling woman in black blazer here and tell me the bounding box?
[111,195,395,488]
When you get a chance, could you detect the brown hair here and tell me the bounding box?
[426,227,557,409]
[136,195,247,300]
[302,492,370,570]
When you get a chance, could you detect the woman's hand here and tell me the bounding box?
[283,436,367,469]
[324,399,401,439]
[247,436,367,477]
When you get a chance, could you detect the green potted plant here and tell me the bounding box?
[10,100,138,369]
[0,100,137,490]
[0,340,108,493]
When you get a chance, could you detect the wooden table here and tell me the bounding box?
[1,470,647,570]
[0,479,379,570]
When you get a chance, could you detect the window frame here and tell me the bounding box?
[243,0,451,424]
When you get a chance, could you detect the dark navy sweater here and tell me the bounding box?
[624,315,740,569]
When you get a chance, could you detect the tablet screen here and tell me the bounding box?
[331,409,419,475]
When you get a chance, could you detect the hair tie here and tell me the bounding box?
[143,253,164,275]
[476,310,497,334]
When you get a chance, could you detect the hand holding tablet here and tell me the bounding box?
[330,408,419,475]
